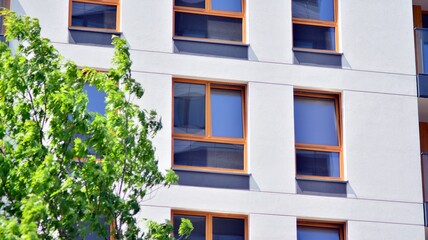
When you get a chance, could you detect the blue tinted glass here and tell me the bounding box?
[297,226,340,240]
[174,83,206,135]
[174,140,244,170]
[174,215,206,240]
[294,96,338,145]
[293,24,335,50]
[72,2,117,29]
[422,30,428,73]
[292,0,334,21]
[84,84,106,116]
[175,0,205,8]
[211,89,243,138]
[212,0,242,12]
[175,12,243,41]
[296,150,340,177]
[213,217,245,240]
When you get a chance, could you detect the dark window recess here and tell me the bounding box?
[72,2,117,30]
[175,12,242,42]
[423,14,428,28]
[174,140,244,170]
[213,217,245,240]
[293,24,335,50]
[174,82,206,135]
[297,225,340,240]
[292,0,334,21]
[173,215,206,240]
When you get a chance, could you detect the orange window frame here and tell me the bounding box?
[172,78,247,173]
[173,0,246,43]
[0,0,11,35]
[292,0,339,52]
[171,210,248,240]
[69,0,121,32]
[297,220,345,240]
[294,90,343,180]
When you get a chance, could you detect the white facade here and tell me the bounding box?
[9,0,425,239]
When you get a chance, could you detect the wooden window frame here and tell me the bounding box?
[292,0,339,52]
[297,220,345,240]
[69,0,121,32]
[171,210,248,240]
[172,78,247,174]
[173,0,246,43]
[294,90,343,180]
[1,0,11,35]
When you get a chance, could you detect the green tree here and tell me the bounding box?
[0,10,192,240]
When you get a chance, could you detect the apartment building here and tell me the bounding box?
[2,0,427,239]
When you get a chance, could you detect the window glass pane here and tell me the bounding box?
[292,0,334,21]
[174,83,206,135]
[211,88,243,138]
[293,24,335,50]
[423,30,428,73]
[175,12,243,42]
[213,217,245,240]
[212,0,242,12]
[296,150,340,177]
[175,0,205,8]
[173,215,206,240]
[84,84,107,116]
[297,226,340,240]
[72,2,117,29]
[294,96,338,146]
[174,140,244,170]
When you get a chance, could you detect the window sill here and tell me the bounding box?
[296,177,348,183]
[68,26,121,34]
[296,178,348,197]
[293,48,343,68]
[173,168,250,190]
[293,48,342,55]
[68,28,122,46]
[173,38,249,60]
[173,37,248,47]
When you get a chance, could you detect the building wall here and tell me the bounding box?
[11,0,425,239]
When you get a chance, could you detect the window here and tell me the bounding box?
[0,0,10,36]
[292,0,338,51]
[85,84,107,116]
[174,0,245,43]
[297,220,345,240]
[76,218,113,240]
[69,0,120,32]
[294,90,342,179]
[172,210,247,240]
[173,79,246,173]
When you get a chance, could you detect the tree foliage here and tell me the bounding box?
[0,10,192,240]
